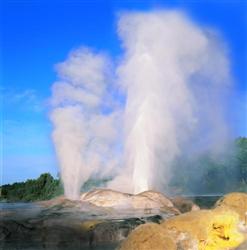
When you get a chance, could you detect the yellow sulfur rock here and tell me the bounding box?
[119,223,176,250]
[161,207,245,250]
[206,207,245,250]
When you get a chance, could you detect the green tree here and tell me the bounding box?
[235,137,247,182]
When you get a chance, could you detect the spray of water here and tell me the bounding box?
[50,10,232,198]
[109,11,231,194]
[50,48,119,199]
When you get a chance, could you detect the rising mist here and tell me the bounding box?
[50,10,232,199]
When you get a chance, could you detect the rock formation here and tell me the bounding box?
[171,196,200,213]
[3,190,247,249]
[120,193,247,250]
[162,207,245,250]
[118,223,176,250]
[215,192,247,221]
[80,189,180,214]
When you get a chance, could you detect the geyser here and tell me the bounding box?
[50,48,119,199]
[50,10,231,199]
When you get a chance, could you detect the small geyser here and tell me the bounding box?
[50,49,120,199]
[50,10,232,199]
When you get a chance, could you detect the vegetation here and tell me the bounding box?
[0,173,110,202]
[170,137,247,195]
[0,173,63,202]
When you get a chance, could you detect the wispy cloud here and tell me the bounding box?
[2,88,44,113]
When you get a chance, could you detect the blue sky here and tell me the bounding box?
[1,0,246,184]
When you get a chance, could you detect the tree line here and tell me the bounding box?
[0,173,110,202]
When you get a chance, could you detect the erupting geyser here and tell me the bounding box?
[50,10,231,199]
[50,49,119,199]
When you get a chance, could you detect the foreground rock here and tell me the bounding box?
[215,192,247,221]
[118,223,176,250]
[162,207,245,250]
[2,191,246,249]
[1,189,176,250]
[0,202,166,250]
[120,199,247,250]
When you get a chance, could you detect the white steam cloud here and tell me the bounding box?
[50,10,232,198]
[50,48,120,199]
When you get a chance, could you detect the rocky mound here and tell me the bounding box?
[80,189,180,214]
[215,192,247,221]
[118,223,176,250]
[80,189,131,208]
[119,193,247,250]
[37,189,198,215]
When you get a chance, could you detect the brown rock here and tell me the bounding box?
[119,223,176,250]
[171,196,200,213]
[215,192,247,221]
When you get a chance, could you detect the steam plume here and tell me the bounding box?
[50,10,232,198]
[50,48,119,199]
[109,11,231,194]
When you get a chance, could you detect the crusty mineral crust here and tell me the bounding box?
[215,192,247,221]
[119,223,176,250]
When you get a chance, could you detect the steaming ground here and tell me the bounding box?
[50,10,232,200]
